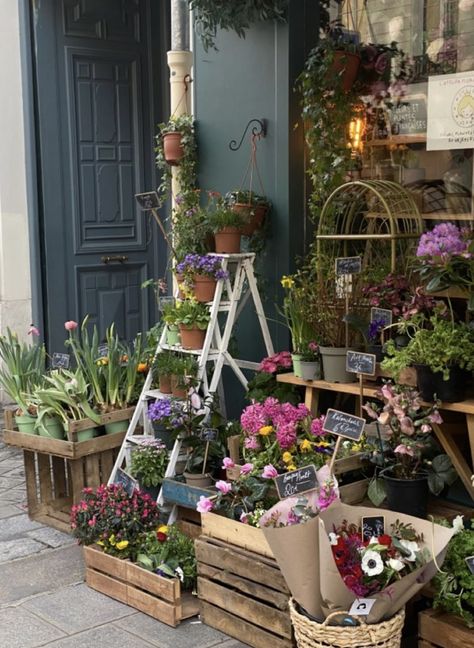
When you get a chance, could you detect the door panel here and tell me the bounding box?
[33,0,167,351]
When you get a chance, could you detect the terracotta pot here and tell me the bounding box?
[214,227,241,254]
[184,472,213,488]
[159,374,172,394]
[171,375,187,398]
[330,50,361,93]
[232,203,268,237]
[193,274,217,303]
[163,132,184,165]
[179,325,206,350]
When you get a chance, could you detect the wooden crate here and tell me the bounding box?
[201,512,274,558]
[418,608,474,648]
[161,478,216,509]
[196,536,294,648]
[3,410,127,533]
[84,545,199,627]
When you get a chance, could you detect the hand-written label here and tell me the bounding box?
[361,515,385,541]
[349,598,376,617]
[198,428,218,442]
[370,307,392,327]
[135,191,161,210]
[323,409,366,441]
[346,351,376,376]
[115,468,138,497]
[335,256,362,276]
[97,344,108,359]
[274,465,319,499]
[52,352,70,369]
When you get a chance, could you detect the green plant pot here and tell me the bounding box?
[76,427,96,442]
[291,354,302,378]
[15,414,37,435]
[37,416,65,439]
[166,326,180,346]
[104,420,129,435]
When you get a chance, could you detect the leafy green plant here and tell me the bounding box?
[210,473,278,521]
[225,190,270,208]
[153,351,177,378]
[171,354,198,387]
[205,204,244,232]
[130,439,168,488]
[174,300,211,330]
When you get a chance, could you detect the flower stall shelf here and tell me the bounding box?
[201,511,274,559]
[83,545,199,627]
[196,535,294,648]
[418,609,474,648]
[161,478,216,510]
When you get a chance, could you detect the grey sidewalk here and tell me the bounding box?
[0,434,248,648]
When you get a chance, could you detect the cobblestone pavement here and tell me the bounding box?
[0,434,249,648]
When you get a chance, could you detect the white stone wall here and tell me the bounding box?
[0,0,32,402]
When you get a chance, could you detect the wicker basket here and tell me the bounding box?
[289,599,405,648]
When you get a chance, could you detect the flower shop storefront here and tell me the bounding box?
[3,1,474,647]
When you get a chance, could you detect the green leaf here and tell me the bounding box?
[367,478,386,506]
[428,472,445,496]
[432,454,452,473]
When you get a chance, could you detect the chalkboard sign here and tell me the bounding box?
[97,344,108,359]
[115,468,138,497]
[323,408,366,441]
[135,191,161,211]
[52,352,70,369]
[361,515,385,541]
[335,256,362,276]
[390,94,427,136]
[198,428,218,442]
[346,351,376,376]
[466,555,474,575]
[274,465,319,499]
[370,307,392,327]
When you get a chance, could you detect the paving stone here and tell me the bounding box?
[23,583,135,633]
[0,538,44,563]
[0,544,84,605]
[26,527,75,549]
[115,614,228,648]
[45,624,155,648]
[0,514,43,540]
[0,606,65,648]
[0,504,23,520]
[217,641,251,647]
[0,488,27,503]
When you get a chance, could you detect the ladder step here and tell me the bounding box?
[144,388,178,399]
[160,344,220,357]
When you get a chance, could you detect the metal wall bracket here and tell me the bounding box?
[229,118,267,151]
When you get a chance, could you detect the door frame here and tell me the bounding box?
[18,0,171,346]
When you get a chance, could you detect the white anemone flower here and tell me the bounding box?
[452,515,464,535]
[361,550,384,576]
[400,539,419,562]
[328,532,339,546]
[175,566,184,582]
[387,558,404,572]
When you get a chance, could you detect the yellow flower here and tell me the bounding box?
[96,357,108,366]
[116,540,129,551]
[96,540,104,546]
[282,451,293,463]
[317,441,331,448]
[108,534,116,546]
[300,439,313,453]
[351,444,362,453]
[158,525,169,535]
[137,362,148,373]
[259,425,273,436]
[287,464,297,471]
[281,275,295,289]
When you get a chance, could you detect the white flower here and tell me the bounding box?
[361,550,384,576]
[400,539,419,562]
[175,566,184,582]
[369,536,378,545]
[329,532,339,546]
[387,558,404,572]
[452,515,464,535]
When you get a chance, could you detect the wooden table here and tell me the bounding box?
[277,373,474,501]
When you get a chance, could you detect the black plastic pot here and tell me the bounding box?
[381,469,429,519]
[368,344,384,362]
[414,364,468,403]
[139,483,160,500]
[152,422,175,449]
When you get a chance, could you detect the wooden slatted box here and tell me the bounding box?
[196,535,294,648]
[84,545,199,627]
[418,609,474,648]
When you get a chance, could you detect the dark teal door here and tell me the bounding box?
[32,0,168,351]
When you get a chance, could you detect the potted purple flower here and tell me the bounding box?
[175,254,229,303]
[148,397,186,450]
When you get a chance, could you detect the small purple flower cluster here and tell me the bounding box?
[176,254,229,280]
[368,318,386,344]
[416,222,470,261]
[148,398,185,427]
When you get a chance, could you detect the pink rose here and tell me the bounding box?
[222,457,235,469]
[196,496,214,513]
[262,464,278,479]
[240,463,254,475]
[215,480,232,494]
[64,320,78,331]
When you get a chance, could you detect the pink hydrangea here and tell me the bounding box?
[244,436,260,451]
[276,422,297,449]
[240,403,267,435]
[310,415,326,437]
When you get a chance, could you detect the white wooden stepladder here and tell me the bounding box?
[108,252,274,505]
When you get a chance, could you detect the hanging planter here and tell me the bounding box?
[163,133,184,166]
[155,113,195,168]
[330,50,361,93]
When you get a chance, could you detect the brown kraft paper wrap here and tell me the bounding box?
[318,502,454,623]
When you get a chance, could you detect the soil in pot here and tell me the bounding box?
[37,416,65,439]
[171,375,188,398]
[166,326,180,346]
[15,414,38,435]
[415,364,468,403]
[319,346,356,383]
[331,51,361,93]
[291,353,302,378]
[184,472,213,488]
[214,227,241,254]
[105,420,129,435]
[193,274,217,303]
[299,361,322,381]
[159,374,172,394]
[381,469,429,519]
[179,325,206,350]
[163,132,184,165]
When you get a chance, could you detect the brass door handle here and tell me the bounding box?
[101,255,128,264]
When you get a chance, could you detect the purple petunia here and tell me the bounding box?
[176,254,229,280]
[416,222,469,261]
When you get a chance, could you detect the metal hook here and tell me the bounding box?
[229,118,267,151]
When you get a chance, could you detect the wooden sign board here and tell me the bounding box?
[346,351,376,376]
[361,515,385,542]
[390,94,427,136]
[274,465,319,499]
[335,256,362,276]
[115,468,138,497]
[135,191,161,211]
[370,307,392,327]
[323,408,366,442]
[52,352,70,369]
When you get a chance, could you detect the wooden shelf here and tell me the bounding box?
[421,212,473,221]
[365,134,427,146]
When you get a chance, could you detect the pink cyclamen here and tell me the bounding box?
[239,463,254,475]
[222,457,235,469]
[215,480,232,495]
[196,496,214,513]
[64,320,78,331]
[262,464,278,479]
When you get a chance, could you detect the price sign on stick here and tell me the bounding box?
[370,307,392,327]
[274,465,319,499]
[135,191,178,261]
[361,515,385,541]
[115,468,138,497]
[346,351,376,376]
[325,408,366,475]
[52,353,70,369]
[335,256,362,276]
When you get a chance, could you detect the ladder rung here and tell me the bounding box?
[160,344,220,357]
[144,388,175,399]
